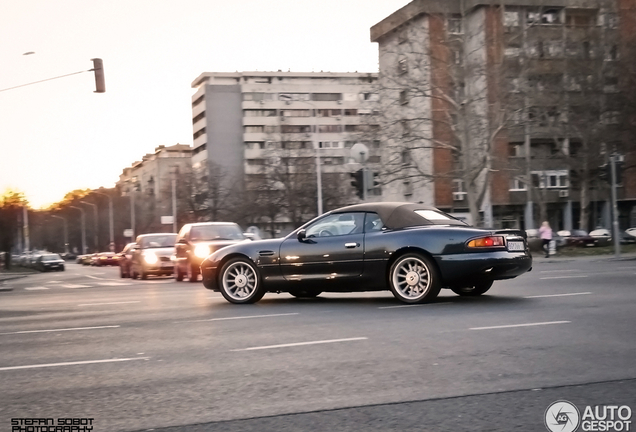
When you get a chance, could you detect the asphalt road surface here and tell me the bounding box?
[1,257,635,432]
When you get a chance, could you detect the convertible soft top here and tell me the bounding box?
[330,202,467,229]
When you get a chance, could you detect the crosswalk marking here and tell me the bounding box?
[25,287,49,291]
[96,282,129,286]
[60,284,91,289]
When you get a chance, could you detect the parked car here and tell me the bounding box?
[92,252,118,266]
[82,254,97,265]
[200,202,533,304]
[35,254,65,272]
[130,233,177,280]
[590,228,612,247]
[116,243,137,278]
[174,222,250,282]
[621,230,636,245]
[562,229,598,247]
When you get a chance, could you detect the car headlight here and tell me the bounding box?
[143,251,158,264]
[194,244,210,258]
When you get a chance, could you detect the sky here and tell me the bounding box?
[0,0,410,209]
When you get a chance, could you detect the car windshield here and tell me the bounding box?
[140,235,177,248]
[190,225,244,241]
[42,254,62,261]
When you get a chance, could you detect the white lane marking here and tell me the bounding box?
[379,302,452,309]
[0,325,120,335]
[25,287,49,291]
[0,357,150,372]
[525,292,592,299]
[60,284,91,288]
[96,282,129,286]
[232,337,368,352]
[85,274,105,279]
[78,301,140,307]
[540,275,588,280]
[539,269,578,273]
[470,321,570,331]
[47,281,62,284]
[178,313,299,323]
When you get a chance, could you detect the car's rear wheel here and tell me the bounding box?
[131,269,138,280]
[289,289,322,299]
[187,262,198,282]
[219,258,265,304]
[450,280,493,296]
[389,253,441,304]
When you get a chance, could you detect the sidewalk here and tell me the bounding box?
[532,251,636,263]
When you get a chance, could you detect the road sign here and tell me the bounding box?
[123,229,133,238]
[161,216,174,225]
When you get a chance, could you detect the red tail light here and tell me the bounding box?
[467,236,504,248]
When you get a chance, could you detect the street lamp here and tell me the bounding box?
[50,214,69,254]
[69,206,86,254]
[80,201,98,251]
[93,190,114,251]
[289,98,323,215]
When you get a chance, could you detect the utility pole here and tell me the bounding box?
[610,154,620,258]
[93,190,114,251]
[51,215,69,254]
[80,201,99,251]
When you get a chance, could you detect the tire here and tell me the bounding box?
[131,269,138,280]
[120,265,127,278]
[187,262,199,283]
[140,269,148,280]
[175,265,184,282]
[218,258,265,304]
[450,280,494,297]
[388,253,441,304]
[289,289,322,298]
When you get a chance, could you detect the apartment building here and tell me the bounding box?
[371,0,636,230]
[116,144,193,234]
[189,71,381,233]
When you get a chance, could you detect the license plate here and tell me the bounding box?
[160,262,172,267]
[507,240,525,251]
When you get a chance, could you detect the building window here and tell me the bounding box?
[244,125,264,133]
[531,170,568,188]
[280,109,311,117]
[398,58,408,75]
[192,95,204,108]
[317,109,342,117]
[193,127,206,140]
[401,120,410,136]
[318,125,342,133]
[319,141,343,149]
[192,111,206,124]
[278,93,310,102]
[361,92,379,101]
[192,143,207,155]
[399,90,409,105]
[244,109,277,117]
[504,11,519,27]
[243,92,275,102]
[447,17,463,34]
[281,125,311,133]
[403,181,413,196]
[509,178,527,191]
[311,93,342,101]
[527,8,562,25]
[401,149,411,165]
[344,109,358,116]
[509,143,526,158]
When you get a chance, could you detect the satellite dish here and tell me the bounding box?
[350,143,369,163]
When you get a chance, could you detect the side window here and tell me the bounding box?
[364,213,384,232]
[305,213,365,237]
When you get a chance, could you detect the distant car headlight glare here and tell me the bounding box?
[194,244,210,258]
[144,252,158,264]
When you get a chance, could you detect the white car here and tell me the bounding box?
[589,229,611,238]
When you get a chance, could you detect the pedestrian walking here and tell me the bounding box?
[539,221,553,258]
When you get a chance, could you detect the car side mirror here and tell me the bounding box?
[177,238,187,244]
[297,229,307,242]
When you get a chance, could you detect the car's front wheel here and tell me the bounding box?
[389,253,441,304]
[450,280,493,297]
[187,262,198,282]
[219,258,265,304]
[175,264,184,281]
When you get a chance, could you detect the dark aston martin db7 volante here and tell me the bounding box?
[200,202,532,304]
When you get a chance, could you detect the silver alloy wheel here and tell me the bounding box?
[391,256,432,300]
[222,261,258,301]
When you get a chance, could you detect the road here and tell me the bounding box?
[0,258,635,432]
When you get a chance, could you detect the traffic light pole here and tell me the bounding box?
[610,154,620,258]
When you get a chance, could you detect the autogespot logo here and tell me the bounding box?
[545,400,581,432]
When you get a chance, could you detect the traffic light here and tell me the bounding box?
[350,169,364,199]
[91,58,105,93]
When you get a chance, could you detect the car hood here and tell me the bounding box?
[195,239,251,253]
[143,247,175,257]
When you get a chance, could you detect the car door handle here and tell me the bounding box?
[344,242,359,248]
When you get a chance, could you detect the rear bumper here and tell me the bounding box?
[436,251,532,285]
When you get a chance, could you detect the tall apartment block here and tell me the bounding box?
[371,0,636,230]
[189,71,381,230]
